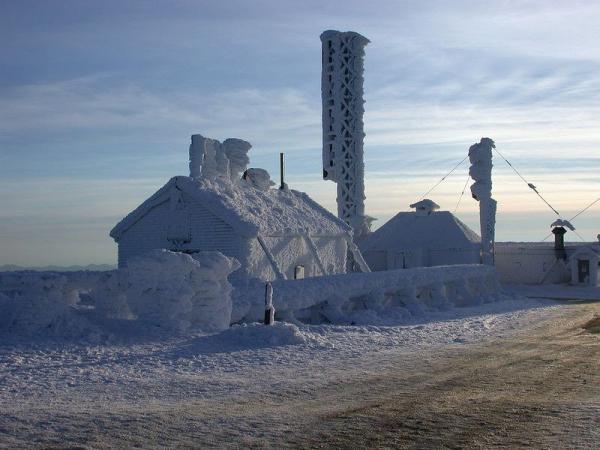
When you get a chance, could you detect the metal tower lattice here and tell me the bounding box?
[321,30,372,239]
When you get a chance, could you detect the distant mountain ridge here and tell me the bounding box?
[0,264,115,272]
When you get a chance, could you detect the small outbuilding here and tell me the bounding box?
[110,134,361,282]
[569,245,600,286]
[359,199,481,271]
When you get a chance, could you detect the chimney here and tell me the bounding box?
[189,134,204,180]
[551,226,567,260]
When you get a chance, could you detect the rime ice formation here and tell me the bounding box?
[223,138,252,181]
[232,264,503,325]
[189,134,251,183]
[242,168,275,191]
[469,138,497,266]
[321,30,373,240]
[123,250,239,332]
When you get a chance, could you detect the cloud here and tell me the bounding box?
[0,77,321,150]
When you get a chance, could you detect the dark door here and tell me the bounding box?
[578,259,590,283]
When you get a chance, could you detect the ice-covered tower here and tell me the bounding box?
[469,138,497,265]
[321,30,372,240]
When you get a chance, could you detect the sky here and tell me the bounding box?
[1,0,599,266]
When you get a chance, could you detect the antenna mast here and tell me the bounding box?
[321,30,372,240]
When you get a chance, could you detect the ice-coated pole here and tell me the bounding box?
[264,282,275,325]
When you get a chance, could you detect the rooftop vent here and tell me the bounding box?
[410,199,440,217]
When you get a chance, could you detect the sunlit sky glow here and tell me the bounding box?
[1,0,599,266]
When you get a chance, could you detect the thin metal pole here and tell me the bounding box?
[280,152,285,189]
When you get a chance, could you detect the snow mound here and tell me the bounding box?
[177,322,325,355]
[221,322,309,347]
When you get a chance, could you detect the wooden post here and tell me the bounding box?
[264,282,275,325]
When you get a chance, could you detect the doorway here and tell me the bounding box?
[578,259,590,283]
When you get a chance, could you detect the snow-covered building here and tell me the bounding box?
[358,199,481,271]
[110,135,359,282]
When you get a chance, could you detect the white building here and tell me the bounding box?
[358,200,481,271]
[110,135,358,282]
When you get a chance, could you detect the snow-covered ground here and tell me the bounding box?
[0,288,576,447]
[0,297,560,407]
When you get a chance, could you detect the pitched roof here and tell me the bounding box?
[359,210,480,253]
[110,176,351,240]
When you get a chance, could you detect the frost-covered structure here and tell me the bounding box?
[321,30,373,239]
[235,264,502,325]
[110,135,358,281]
[469,138,497,265]
[0,250,240,337]
[358,200,481,271]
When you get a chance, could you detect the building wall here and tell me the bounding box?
[494,243,570,284]
[364,247,479,271]
[429,247,481,267]
[117,199,242,269]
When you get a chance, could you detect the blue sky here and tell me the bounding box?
[1,0,599,266]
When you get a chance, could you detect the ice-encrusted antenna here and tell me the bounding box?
[321,30,373,240]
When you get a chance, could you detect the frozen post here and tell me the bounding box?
[321,30,373,240]
[469,138,497,266]
[264,282,275,325]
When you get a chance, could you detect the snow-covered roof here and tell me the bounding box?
[409,199,440,216]
[359,210,480,252]
[110,176,351,240]
[551,219,575,231]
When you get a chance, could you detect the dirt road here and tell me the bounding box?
[290,302,600,449]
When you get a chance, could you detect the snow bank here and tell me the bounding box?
[215,322,314,349]
[233,264,503,325]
